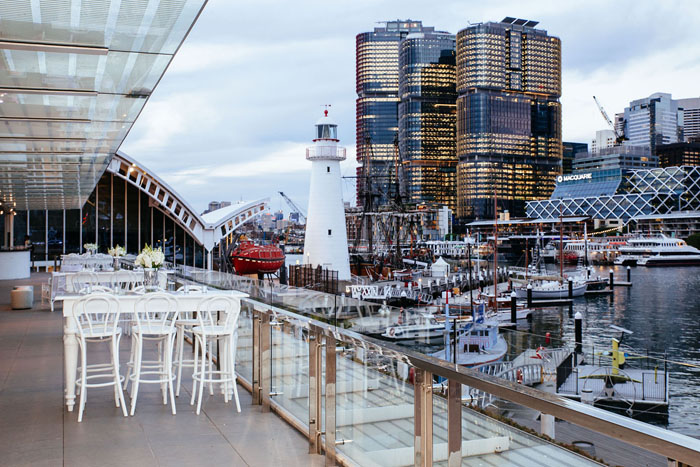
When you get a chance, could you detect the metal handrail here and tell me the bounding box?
[244,296,700,466]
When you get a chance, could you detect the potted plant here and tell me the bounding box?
[83,243,98,255]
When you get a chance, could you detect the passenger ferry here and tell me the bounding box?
[637,244,700,266]
[614,235,693,266]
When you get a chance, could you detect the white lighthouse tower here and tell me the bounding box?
[303,109,351,280]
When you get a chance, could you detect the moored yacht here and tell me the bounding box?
[637,244,700,266]
[614,234,686,265]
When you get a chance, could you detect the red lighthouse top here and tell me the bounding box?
[314,108,338,142]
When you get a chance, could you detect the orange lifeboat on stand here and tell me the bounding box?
[230,241,285,275]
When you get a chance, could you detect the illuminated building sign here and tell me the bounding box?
[557,173,592,183]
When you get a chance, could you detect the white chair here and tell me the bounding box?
[173,285,203,397]
[72,293,127,422]
[68,272,98,294]
[190,296,241,415]
[41,278,52,308]
[128,293,179,415]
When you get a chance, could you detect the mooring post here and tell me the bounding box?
[575,311,583,354]
[609,269,614,289]
[626,265,631,283]
[510,291,517,325]
[526,283,533,307]
[568,276,573,299]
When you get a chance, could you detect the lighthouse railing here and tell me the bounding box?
[306,146,346,160]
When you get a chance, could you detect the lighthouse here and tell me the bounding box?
[303,109,351,281]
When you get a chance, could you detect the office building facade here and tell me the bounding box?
[623,92,682,153]
[657,141,700,167]
[356,20,435,209]
[563,142,588,174]
[591,130,616,154]
[573,145,657,172]
[398,31,457,210]
[678,97,700,141]
[455,18,562,219]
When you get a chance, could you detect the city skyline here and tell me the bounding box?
[120,0,700,214]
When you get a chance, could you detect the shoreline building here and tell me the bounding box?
[678,97,700,141]
[622,92,683,153]
[355,20,436,210]
[573,145,657,172]
[455,18,562,220]
[562,142,587,175]
[398,31,457,210]
[303,111,351,280]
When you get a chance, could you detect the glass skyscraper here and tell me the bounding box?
[623,92,682,153]
[356,20,436,210]
[398,31,457,210]
[455,18,562,219]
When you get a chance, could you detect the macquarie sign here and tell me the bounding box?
[557,173,592,183]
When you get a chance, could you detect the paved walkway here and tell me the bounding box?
[0,273,323,467]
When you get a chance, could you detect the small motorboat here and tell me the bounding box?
[381,313,444,342]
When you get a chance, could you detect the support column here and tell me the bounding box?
[447,379,461,467]
[308,328,322,454]
[325,333,337,466]
[3,212,14,248]
[414,368,433,467]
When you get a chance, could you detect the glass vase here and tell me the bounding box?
[143,268,159,292]
[113,257,120,271]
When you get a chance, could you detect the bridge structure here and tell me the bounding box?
[108,151,269,267]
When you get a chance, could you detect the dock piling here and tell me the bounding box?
[526,283,533,307]
[568,277,573,299]
[609,269,614,289]
[575,311,583,354]
[510,292,517,325]
[627,265,631,283]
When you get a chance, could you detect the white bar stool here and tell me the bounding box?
[190,295,241,415]
[173,285,204,397]
[72,293,127,422]
[128,293,179,415]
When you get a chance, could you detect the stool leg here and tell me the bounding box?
[113,336,128,417]
[175,325,185,397]
[109,338,119,408]
[208,337,214,396]
[77,342,87,422]
[196,335,207,415]
[124,336,135,392]
[222,338,229,404]
[129,335,143,416]
[230,334,241,413]
[190,336,200,406]
[166,334,176,415]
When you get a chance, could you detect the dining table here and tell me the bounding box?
[59,288,248,412]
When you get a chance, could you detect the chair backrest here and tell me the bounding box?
[133,293,179,333]
[68,272,98,293]
[195,296,241,334]
[72,293,121,337]
[88,285,115,293]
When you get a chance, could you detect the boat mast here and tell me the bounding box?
[584,221,589,267]
[493,190,498,304]
[525,237,529,281]
[559,204,564,282]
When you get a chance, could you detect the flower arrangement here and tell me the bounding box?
[107,245,126,257]
[83,243,98,254]
[135,244,165,269]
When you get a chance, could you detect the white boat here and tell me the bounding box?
[637,244,700,266]
[514,280,587,299]
[432,315,508,367]
[381,313,444,341]
[613,254,643,266]
[614,234,686,265]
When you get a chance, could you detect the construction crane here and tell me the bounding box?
[278,191,306,223]
[593,95,626,144]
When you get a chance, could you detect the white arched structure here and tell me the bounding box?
[108,152,268,254]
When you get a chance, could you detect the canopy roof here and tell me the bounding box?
[0,0,206,211]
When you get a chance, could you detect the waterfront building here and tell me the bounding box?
[526,165,700,222]
[455,18,562,220]
[202,201,231,215]
[631,211,700,238]
[562,142,588,174]
[398,31,457,210]
[355,20,435,209]
[591,130,616,154]
[573,145,657,172]
[657,141,700,167]
[303,111,351,280]
[622,92,683,153]
[678,97,700,141]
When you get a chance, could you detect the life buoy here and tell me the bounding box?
[531,346,546,359]
[388,327,396,337]
[516,369,523,384]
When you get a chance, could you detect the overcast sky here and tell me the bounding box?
[120,0,700,215]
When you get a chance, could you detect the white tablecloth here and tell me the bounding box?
[61,254,114,271]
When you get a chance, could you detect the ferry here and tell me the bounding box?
[637,244,700,266]
[615,234,695,266]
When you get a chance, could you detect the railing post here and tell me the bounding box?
[325,333,337,466]
[252,309,261,405]
[447,379,461,467]
[309,328,322,454]
[414,368,433,467]
[261,311,271,413]
[541,413,555,439]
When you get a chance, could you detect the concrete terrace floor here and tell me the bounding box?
[0,273,324,467]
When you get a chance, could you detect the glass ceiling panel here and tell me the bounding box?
[0,0,207,210]
[0,0,204,54]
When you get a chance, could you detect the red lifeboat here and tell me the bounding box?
[230,241,285,275]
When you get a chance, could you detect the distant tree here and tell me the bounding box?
[686,234,700,249]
